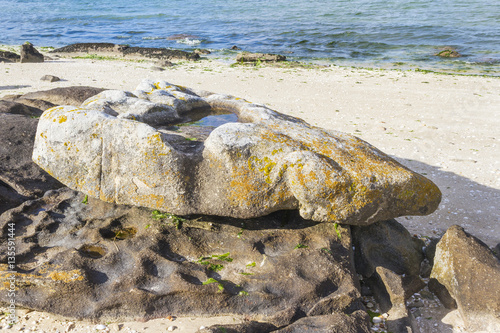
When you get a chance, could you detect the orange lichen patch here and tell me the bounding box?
[47,270,84,282]
[0,264,85,290]
[229,165,268,209]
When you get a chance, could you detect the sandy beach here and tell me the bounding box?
[1,55,499,332]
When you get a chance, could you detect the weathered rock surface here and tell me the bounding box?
[430,225,500,332]
[1,96,56,111]
[0,100,43,117]
[352,219,425,277]
[273,311,370,333]
[0,187,363,325]
[367,267,423,333]
[21,86,105,106]
[0,50,20,63]
[0,113,63,214]
[435,47,461,58]
[51,43,200,61]
[236,52,286,63]
[20,42,44,63]
[51,42,127,54]
[352,219,425,332]
[32,80,441,225]
[198,321,277,333]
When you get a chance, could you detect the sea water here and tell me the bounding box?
[0,0,499,75]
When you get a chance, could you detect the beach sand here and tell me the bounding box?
[0,56,499,332]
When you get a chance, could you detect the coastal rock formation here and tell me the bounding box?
[0,50,20,63]
[32,80,441,225]
[20,42,44,63]
[430,225,500,332]
[0,188,363,325]
[435,47,461,58]
[236,52,286,63]
[51,43,200,61]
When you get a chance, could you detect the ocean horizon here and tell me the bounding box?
[1,0,499,75]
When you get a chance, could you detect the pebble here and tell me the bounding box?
[366,302,374,308]
[167,326,177,331]
[65,322,75,332]
[95,325,107,330]
[372,317,383,324]
[199,326,206,330]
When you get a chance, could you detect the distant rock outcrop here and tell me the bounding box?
[0,50,20,63]
[20,42,44,63]
[51,43,200,61]
[32,80,441,225]
[236,51,286,63]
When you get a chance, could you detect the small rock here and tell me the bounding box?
[167,326,177,331]
[199,326,205,330]
[419,290,434,300]
[408,300,424,308]
[366,302,374,308]
[109,323,121,331]
[230,45,241,50]
[95,324,107,330]
[236,51,286,63]
[372,317,383,324]
[193,49,211,55]
[155,60,174,67]
[150,66,165,72]
[435,48,461,58]
[40,75,61,82]
[65,322,75,331]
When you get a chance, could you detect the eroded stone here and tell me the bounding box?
[32,80,441,225]
[0,188,361,324]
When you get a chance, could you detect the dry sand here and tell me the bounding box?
[0,56,499,332]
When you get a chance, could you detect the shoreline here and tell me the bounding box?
[2,43,500,78]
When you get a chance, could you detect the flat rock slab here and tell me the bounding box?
[51,43,200,61]
[0,188,362,325]
[33,80,441,225]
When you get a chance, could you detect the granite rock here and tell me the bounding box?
[32,80,441,225]
[20,42,44,63]
[0,188,361,324]
[430,225,500,332]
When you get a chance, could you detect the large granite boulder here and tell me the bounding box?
[32,80,441,225]
[0,187,363,325]
[430,225,500,332]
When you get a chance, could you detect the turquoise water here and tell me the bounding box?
[1,0,499,75]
